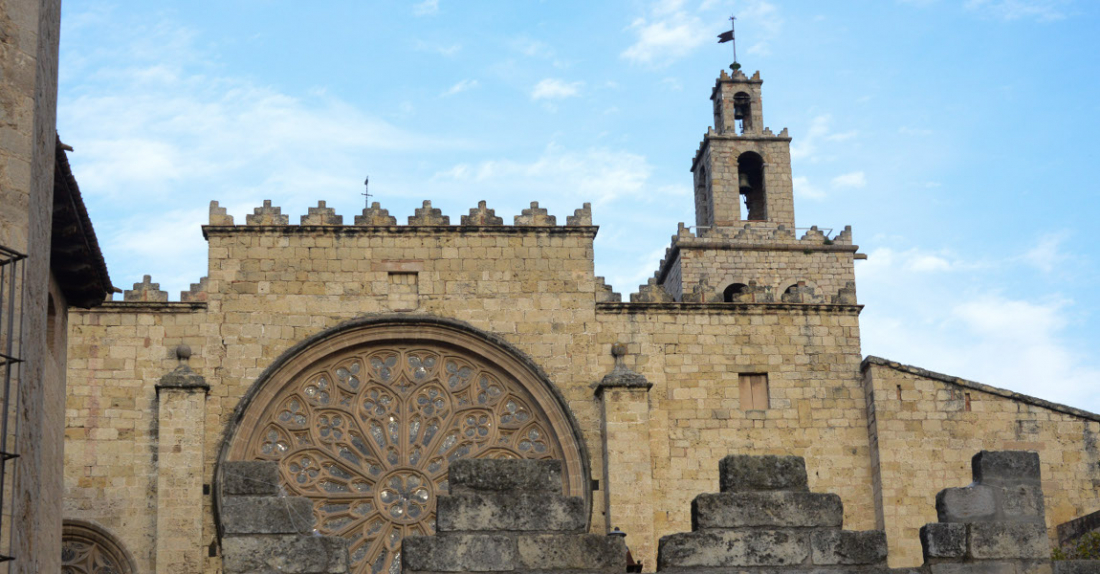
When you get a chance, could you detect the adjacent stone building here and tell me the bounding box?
[60,65,1100,573]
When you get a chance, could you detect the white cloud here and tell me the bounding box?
[531,78,583,100]
[620,0,709,67]
[738,0,783,56]
[412,0,440,16]
[791,114,857,163]
[1019,232,1071,274]
[432,143,651,206]
[441,79,479,97]
[831,171,866,189]
[793,176,826,200]
[964,0,1070,21]
[414,40,461,57]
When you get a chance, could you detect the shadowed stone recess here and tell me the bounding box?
[920,523,967,560]
[719,454,809,493]
[692,491,843,529]
[936,485,997,523]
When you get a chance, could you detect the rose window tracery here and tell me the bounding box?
[239,343,570,574]
[61,522,135,574]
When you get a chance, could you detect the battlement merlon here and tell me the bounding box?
[202,199,600,239]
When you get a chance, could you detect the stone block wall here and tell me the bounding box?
[657,454,887,572]
[402,459,626,574]
[594,304,876,570]
[864,358,1100,567]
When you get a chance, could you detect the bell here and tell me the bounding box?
[739,172,752,191]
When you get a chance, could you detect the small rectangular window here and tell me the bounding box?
[739,374,769,410]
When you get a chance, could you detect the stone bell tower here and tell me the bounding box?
[691,69,795,230]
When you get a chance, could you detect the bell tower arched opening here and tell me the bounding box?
[737,151,767,221]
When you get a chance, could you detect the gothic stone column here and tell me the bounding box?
[596,343,656,571]
[155,345,209,574]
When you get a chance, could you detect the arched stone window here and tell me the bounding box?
[219,316,590,574]
[723,283,749,302]
[733,92,753,134]
[737,151,767,221]
[61,520,136,574]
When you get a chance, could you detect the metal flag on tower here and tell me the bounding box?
[717,16,741,71]
[363,176,371,208]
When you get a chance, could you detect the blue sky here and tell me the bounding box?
[57,0,1100,410]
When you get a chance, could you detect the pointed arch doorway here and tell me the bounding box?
[217,316,590,574]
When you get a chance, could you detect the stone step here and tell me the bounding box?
[221,495,314,535]
[436,491,586,533]
[972,451,1042,487]
[222,534,348,574]
[403,533,626,573]
[448,458,562,495]
[657,529,810,569]
[222,460,282,496]
[692,491,843,530]
[719,454,809,493]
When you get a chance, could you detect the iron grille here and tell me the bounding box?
[0,244,26,564]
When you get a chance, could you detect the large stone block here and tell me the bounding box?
[968,522,1051,560]
[692,491,843,529]
[973,451,1042,487]
[811,530,888,565]
[928,562,1037,574]
[436,491,585,532]
[1000,484,1046,522]
[657,529,809,569]
[448,459,562,494]
[222,534,348,574]
[515,534,627,572]
[222,461,282,496]
[719,454,809,493]
[921,523,967,560]
[402,534,516,572]
[937,485,997,523]
[1055,561,1100,574]
[221,496,314,535]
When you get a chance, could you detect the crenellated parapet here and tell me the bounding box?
[354,202,397,226]
[124,275,168,302]
[461,200,504,226]
[179,276,208,302]
[245,200,289,225]
[203,199,599,231]
[299,201,342,225]
[595,276,621,303]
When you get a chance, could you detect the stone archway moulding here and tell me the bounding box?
[61,519,138,574]
[216,314,591,574]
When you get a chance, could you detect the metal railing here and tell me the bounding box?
[0,244,26,564]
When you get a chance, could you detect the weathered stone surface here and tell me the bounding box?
[920,523,967,559]
[220,496,314,535]
[448,459,562,494]
[719,454,809,493]
[973,451,1042,487]
[1000,484,1046,522]
[968,522,1051,560]
[246,200,289,225]
[937,485,997,523]
[515,533,626,571]
[300,200,343,225]
[811,529,888,565]
[436,491,585,532]
[1055,561,1100,574]
[222,534,349,573]
[657,529,809,568]
[402,534,516,572]
[691,491,843,529]
[461,200,504,226]
[928,562,1031,574]
[222,461,282,496]
[124,274,168,302]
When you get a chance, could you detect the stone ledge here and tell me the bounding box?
[436,491,585,533]
[810,530,888,566]
[222,461,282,497]
[449,459,563,495]
[220,496,314,536]
[967,522,1052,560]
[222,534,348,574]
[720,455,808,493]
[403,533,517,572]
[1055,560,1100,574]
[515,533,626,571]
[692,491,843,530]
[202,224,600,240]
[657,530,810,569]
[596,302,864,315]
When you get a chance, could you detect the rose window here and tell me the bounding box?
[240,344,569,574]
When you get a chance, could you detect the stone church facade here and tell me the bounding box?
[61,68,1100,573]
